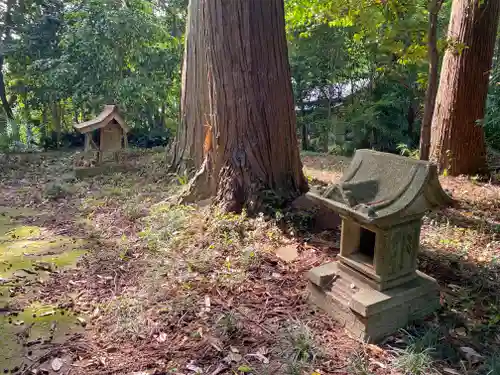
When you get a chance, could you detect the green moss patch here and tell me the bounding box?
[0,207,89,371]
[0,302,84,372]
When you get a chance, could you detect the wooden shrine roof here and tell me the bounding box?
[74,105,129,134]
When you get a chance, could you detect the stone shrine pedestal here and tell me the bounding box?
[308,262,440,343]
[306,150,452,342]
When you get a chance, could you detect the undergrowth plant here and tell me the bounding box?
[43,181,73,200]
[279,321,321,365]
[346,350,374,375]
[397,143,420,159]
[216,310,241,338]
[392,327,440,375]
[108,297,149,340]
[139,203,196,252]
[481,353,500,375]
[392,346,436,375]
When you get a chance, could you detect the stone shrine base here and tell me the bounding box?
[308,262,440,343]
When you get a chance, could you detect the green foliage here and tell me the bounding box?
[1,0,185,149]
[393,346,436,375]
[286,0,452,154]
[280,322,321,363]
[397,143,420,159]
[485,44,500,150]
[481,353,500,375]
[391,327,443,375]
[140,204,195,252]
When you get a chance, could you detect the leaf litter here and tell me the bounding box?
[0,151,499,375]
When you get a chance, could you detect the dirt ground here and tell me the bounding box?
[0,151,499,375]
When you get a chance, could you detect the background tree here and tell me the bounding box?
[485,35,500,151]
[286,0,441,155]
[430,0,500,175]
[182,0,308,212]
[170,0,207,173]
[0,0,185,150]
[419,0,445,160]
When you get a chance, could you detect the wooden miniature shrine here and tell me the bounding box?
[307,149,453,342]
[74,105,129,163]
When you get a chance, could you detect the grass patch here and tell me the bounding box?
[278,321,322,374]
[346,350,375,375]
[216,310,241,339]
[140,203,196,252]
[390,327,441,375]
[108,297,149,340]
[392,346,436,375]
[481,353,500,375]
[43,181,73,200]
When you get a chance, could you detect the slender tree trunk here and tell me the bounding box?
[160,104,166,128]
[321,99,331,152]
[52,102,61,148]
[170,0,208,172]
[41,105,48,140]
[185,0,308,212]
[430,0,500,175]
[22,88,30,143]
[0,56,14,120]
[0,0,15,120]
[407,101,415,145]
[301,104,309,151]
[420,0,444,160]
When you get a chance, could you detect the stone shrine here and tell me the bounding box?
[307,149,453,342]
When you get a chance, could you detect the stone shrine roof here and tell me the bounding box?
[74,105,129,134]
[307,149,453,226]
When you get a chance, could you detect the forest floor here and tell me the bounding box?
[0,151,499,375]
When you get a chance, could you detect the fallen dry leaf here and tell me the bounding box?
[51,357,63,372]
[156,332,167,343]
[460,346,483,363]
[186,361,203,374]
[442,368,461,375]
[224,352,242,363]
[366,343,384,354]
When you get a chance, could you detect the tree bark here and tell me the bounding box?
[22,87,30,143]
[321,98,331,153]
[301,104,309,151]
[0,0,15,120]
[52,101,61,148]
[41,105,48,140]
[185,0,308,212]
[0,56,14,120]
[407,100,415,145]
[170,0,208,172]
[420,0,444,160]
[430,0,500,175]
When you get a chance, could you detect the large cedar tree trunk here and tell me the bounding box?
[170,0,208,172]
[419,0,444,160]
[430,0,500,175]
[184,0,308,212]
